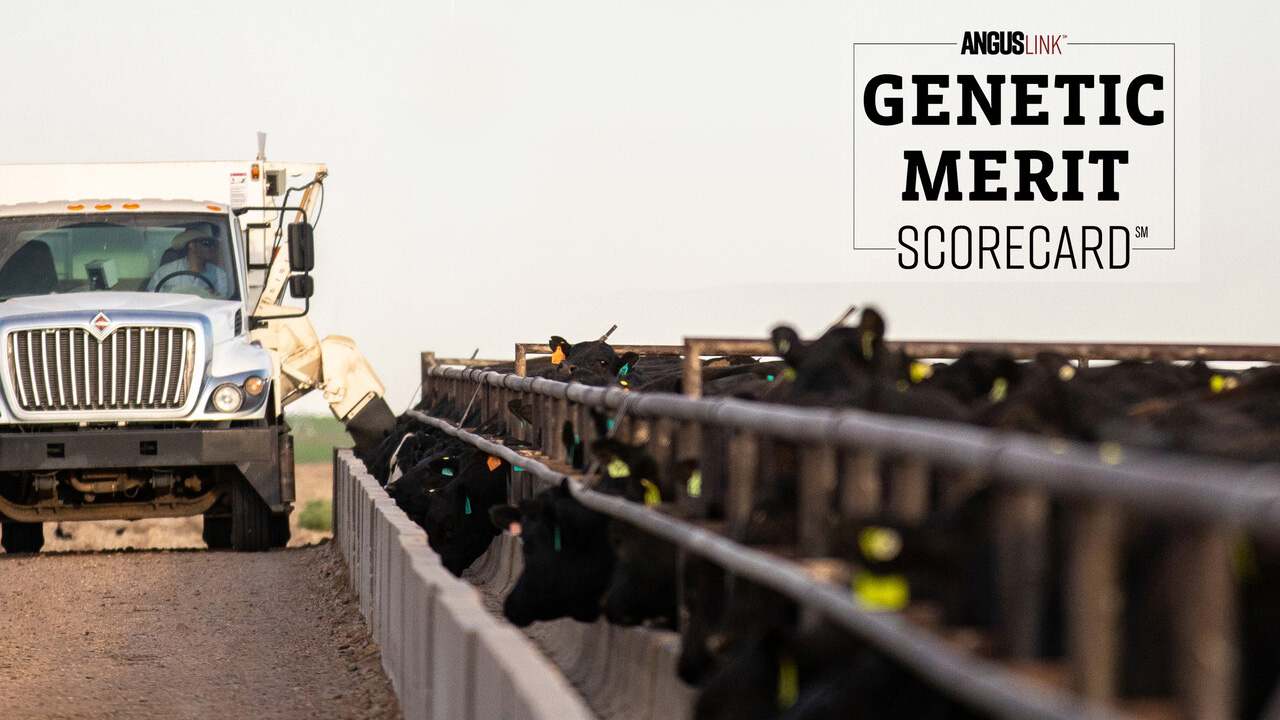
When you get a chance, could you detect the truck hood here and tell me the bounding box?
[0,292,242,344]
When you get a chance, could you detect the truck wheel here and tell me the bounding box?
[1,522,44,554]
[202,516,231,549]
[231,478,271,552]
[269,513,291,548]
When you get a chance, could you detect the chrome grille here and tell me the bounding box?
[8,327,195,412]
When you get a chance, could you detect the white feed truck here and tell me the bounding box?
[0,138,394,552]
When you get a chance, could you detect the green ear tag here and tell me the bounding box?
[641,479,662,506]
[606,419,616,430]
[607,458,631,478]
[618,363,629,376]
[554,524,562,552]
[766,374,775,381]
[686,470,703,498]
[441,468,454,477]
[777,653,799,709]
[513,466,525,472]
[464,497,472,515]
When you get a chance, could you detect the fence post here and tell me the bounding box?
[1176,523,1238,720]
[726,430,759,542]
[994,488,1050,659]
[798,444,838,556]
[1066,500,1120,703]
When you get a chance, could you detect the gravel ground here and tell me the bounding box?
[0,543,400,720]
[0,463,400,719]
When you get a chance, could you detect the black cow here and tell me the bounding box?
[420,449,510,576]
[489,480,616,626]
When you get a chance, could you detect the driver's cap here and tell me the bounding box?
[172,225,215,249]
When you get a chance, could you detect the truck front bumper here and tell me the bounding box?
[0,425,293,519]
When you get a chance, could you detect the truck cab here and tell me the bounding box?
[0,197,302,552]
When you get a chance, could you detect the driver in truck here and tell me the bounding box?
[146,224,230,297]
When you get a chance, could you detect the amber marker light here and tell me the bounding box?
[67,204,84,211]
[251,164,260,180]
[206,205,222,212]
[123,203,140,209]
[243,376,264,396]
[94,204,112,210]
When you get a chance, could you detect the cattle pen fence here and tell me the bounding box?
[411,338,1280,720]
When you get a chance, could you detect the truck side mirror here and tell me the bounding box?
[288,275,314,299]
[288,222,315,272]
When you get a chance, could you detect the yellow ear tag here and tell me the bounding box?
[910,361,933,383]
[1211,374,1225,393]
[640,479,662,506]
[783,368,797,383]
[862,331,875,361]
[1058,365,1076,381]
[896,380,909,392]
[776,653,799,709]
[686,470,703,498]
[607,458,631,478]
[487,455,501,472]
[858,526,903,562]
[989,377,1009,402]
[1099,442,1123,466]
[852,572,910,611]
[551,347,566,365]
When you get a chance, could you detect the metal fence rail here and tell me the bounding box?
[407,409,1137,720]
[420,352,1280,720]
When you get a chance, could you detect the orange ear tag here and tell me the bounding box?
[551,347,566,365]
[487,455,502,471]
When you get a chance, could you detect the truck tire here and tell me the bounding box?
[202,516,231,550]
[1,521,44,554]
[231,478,271,552]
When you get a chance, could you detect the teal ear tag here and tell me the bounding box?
[766,374,775,381]
[554,524,562,552]
[618,363,629,376]
[606,419,615,431]
[441,468,454,477]
[513,466,525,472]
[464,497,472,515]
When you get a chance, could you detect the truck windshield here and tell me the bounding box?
[0,213,238,301]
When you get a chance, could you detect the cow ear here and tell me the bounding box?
[770,326,804,367]
[507,399,534,425]
[613,352,639,378]
[489,504,521,533]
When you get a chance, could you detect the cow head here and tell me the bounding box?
[490,479,615,627]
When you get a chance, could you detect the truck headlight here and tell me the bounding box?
[212,383,244,413]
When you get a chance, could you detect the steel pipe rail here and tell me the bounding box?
[424,366,1280,542]
[405,409,1134,720]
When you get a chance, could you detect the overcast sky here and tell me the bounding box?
[0,1,1271,414]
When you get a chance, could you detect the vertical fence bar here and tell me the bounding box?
[676,421,703,516]
[515,344,528,377]
[887,456,930,524]
[1176,523,1238,720]
[840,449,882,520]
[798,443,838,557]
[1066,500,1121,703]
[683,340,703,399]
[726,430,759,542]
[994,488,1051,660]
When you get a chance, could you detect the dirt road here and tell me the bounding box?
[0,463,400,719]
[0,543,400,719]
